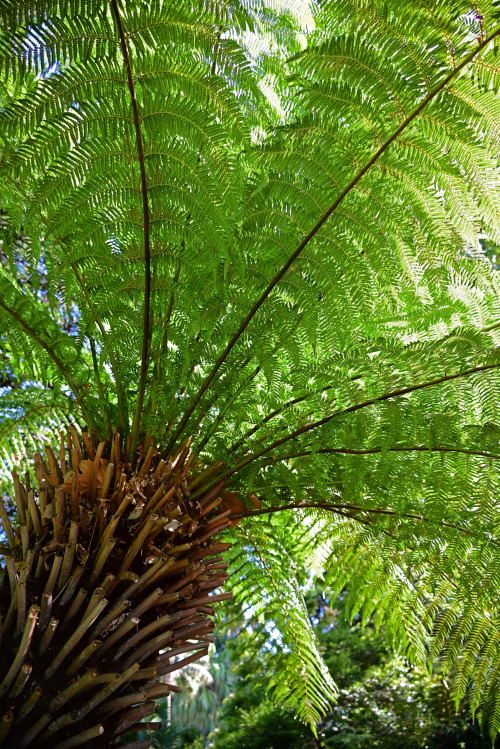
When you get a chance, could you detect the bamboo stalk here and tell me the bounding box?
[164,542,192,556]
[174,619,214,639]
[5,555,17,599]
[16,685,43,722]
[10,662,32,698]
[34,552,46,580]
[149,486,177,517]
[110,431,119,467]
[3,585,18,633]
[95,510,122,553]
[52,511,63,544]
[199,481,225,509]
[52,724,104,749]
[195,605,215,615]
[45,598,108,679]
[162,558,189,578]
[42,712,73,737]
[70,462,79,517]
[131,666,158,681]
[37,617,58,655]
[152,458,167,481]
[189,542,231,562]
[100,572,116,595]
[25,548,36,579]
[0,605,39,698]
[198,578,227,590]
[144,682,178,700]
[171,613,204,631]
[189,460,224,490]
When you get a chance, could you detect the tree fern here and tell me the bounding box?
[2,0,500,744]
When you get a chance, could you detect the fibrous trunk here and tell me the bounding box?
[0,429,232,748]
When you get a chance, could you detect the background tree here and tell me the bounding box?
[149,588,491,749]
[1,0,500,746]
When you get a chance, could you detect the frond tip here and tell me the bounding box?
[0,428,233,748]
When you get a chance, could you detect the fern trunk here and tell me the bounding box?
[0,428,232,748]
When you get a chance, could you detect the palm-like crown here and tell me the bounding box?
[1,0,500,742]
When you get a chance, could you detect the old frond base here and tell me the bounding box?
[0,429,232,748]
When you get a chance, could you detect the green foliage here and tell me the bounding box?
[2,0,500,732]
[163,591,489,748]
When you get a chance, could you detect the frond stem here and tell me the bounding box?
[111,0,152,458]
[262,444,500,465]
[234,502,485,539]
[89,338,112,439]
[191,358,500,496]
[3,175,125,432]
[70,262,127,434]
[0,298,93,428]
